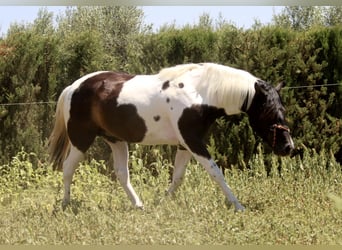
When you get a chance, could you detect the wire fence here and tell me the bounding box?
[0,82,341,107]
[284,83,342,89]
[0,101,56,107]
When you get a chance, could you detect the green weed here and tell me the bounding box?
[0,149,341,245]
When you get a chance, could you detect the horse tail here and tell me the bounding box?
[48,88,70,171]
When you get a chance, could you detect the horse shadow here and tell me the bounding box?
[51,198,83,216]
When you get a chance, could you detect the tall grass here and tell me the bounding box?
[0,148,341,245]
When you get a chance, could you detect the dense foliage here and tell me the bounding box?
[0,6,341,169]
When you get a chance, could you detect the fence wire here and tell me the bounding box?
[0,82,341,107]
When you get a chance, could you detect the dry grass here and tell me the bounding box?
[0,149,341,245]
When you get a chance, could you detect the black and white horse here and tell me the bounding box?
[49,63,294,211]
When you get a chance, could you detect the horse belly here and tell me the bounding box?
[115,75,191,145]
[124,96,179,145]
[140,118,179,145]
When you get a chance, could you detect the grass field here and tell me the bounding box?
[0,148,341,245]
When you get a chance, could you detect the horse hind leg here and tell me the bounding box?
[62,145,84,209]
[106,140,143,209]
[167,147,192,195]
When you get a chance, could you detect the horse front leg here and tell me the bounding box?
[167,147,192,195]
[106,140,143,209]
[194,153,245,212]
[178,133,245,211]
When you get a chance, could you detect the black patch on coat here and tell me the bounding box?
[178,104,226,159]
[241,91,250,112]
[166,97,170,103]
[178,82,184,88]
[153,115,160,122]
[162,80,170,90]
[68,72,147,152]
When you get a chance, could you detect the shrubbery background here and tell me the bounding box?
[0,6,341,168]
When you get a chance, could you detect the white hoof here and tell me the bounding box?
[234,203,245,212]
[134,202,144,210]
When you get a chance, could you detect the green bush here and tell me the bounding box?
[0,7,341,169]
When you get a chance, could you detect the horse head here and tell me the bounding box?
[247,80,294,156]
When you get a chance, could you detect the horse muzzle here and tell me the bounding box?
[271,124,295,156]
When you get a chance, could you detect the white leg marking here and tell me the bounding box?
[194,155,245,211]
[62,145,84,208]
[167,148,192,195]
[107,141,143,208]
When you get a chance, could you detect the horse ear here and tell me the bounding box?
[275,81,285,92]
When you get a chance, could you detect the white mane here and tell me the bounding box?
[158,63,257,115]
[200,63,257,114]
[158,63,202,82]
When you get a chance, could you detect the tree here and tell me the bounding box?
[0,8,59,162]
[57,6,146,71]
[324,6,342,26]
[272,6,342,29]
[272,6,324,30]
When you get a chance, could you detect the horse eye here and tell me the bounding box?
[280,107,286,114]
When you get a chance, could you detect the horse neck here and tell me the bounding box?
[197,64,257,115]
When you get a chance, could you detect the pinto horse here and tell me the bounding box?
[49,63,294,211]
